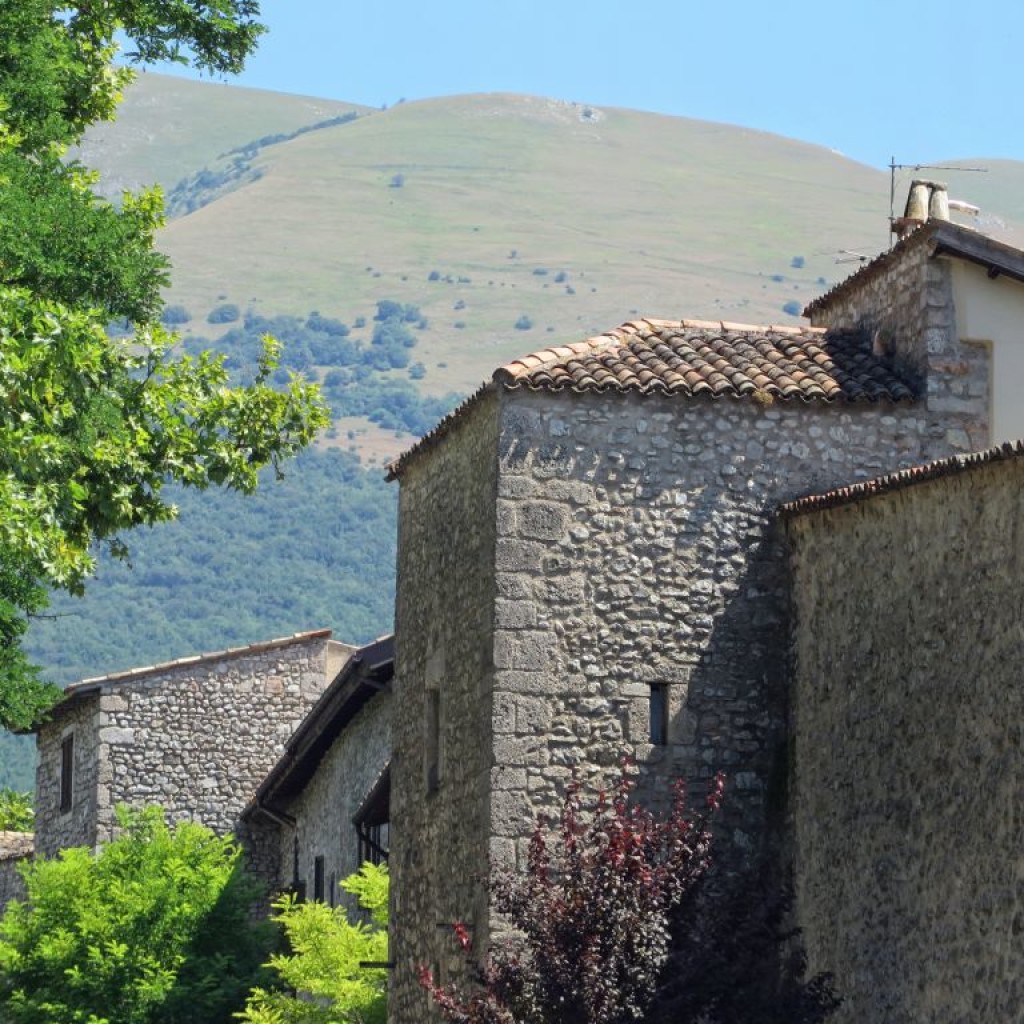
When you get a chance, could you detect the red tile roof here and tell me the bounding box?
[387,318,915,479]
[780,441,1024,518]
[495,319,915,403]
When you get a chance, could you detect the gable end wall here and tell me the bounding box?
[35,635,335,875]
[808,240,990,453]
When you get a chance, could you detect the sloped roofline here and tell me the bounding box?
[804,221,1024,319]
[780,440,1024,519]
[243,634,395,823]
[28,629,335,733]
[385,317,869,481]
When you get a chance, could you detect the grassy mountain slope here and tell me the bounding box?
[156,94,893,396]
[73,71,369,198]
[7,79,1022,792]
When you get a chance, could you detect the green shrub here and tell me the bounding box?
[207,302,240,324]
[0,806,273,1024]
[159,304,191,325]
[0,790,31,832]
[239,862,389,1024]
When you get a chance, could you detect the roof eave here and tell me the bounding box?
[243,635,395,821]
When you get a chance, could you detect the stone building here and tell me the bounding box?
[383,212,1024,1021]
[22,203,1024,1022]
[0,832,31,908]
[783,442,1024,1024]
[31,630,351,881]
[243,635,393,904]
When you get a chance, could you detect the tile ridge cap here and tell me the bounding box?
[645,317,826,335]
[496,331,622,382]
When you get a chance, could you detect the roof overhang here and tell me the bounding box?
[244,634,394,823]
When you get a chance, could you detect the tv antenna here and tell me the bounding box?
[888,157,987,245]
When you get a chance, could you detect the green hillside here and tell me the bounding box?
[154,94,889,398]
[73,71,369,198]
[6,77,1023,791]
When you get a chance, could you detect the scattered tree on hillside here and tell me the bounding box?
[0,1,327,729]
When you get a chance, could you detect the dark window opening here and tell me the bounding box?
[355,764,391,867]
[313,855,325,902]
[290,836,306,902]
[649,684,668,746]
[329,871,337,908]
[60,734,74,814]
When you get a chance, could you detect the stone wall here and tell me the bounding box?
[389,373,975,1023]
[278,690,391,902]
[0,833,32,910]
[489,388,959,873]
[390,391,500,1023]
[35,697,102,856]
[785,451,1024,1022]
[35,633,340,876]
[807,232,991,453]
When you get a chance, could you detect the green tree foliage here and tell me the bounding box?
[0,1,329,729]
[240,862,389,1024]
[0,806,275,1024]
[185,305,461,434]
[0,789,32,832]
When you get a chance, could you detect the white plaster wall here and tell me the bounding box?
[951,260,1024,443]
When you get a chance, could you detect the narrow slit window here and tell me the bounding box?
[313,856,325,902]
[649,684,668,746]
[60,734,74,814]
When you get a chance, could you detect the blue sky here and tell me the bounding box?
[159,0,1024,170]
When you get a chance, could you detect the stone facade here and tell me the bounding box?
[390,391,500,1023]
[0,832,32,909]
[34,696,102,856]
[784,447,1024,1023]
[34,631,348,871]
[806,226,991,454]
[388,370,975,1019]
[279,692,390,902]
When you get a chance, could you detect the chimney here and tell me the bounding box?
[893,179,949,239]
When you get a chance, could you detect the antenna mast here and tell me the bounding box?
[888,158,987,247]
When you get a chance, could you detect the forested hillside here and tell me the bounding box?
[6,73,1023,790]
[0,449,399,789]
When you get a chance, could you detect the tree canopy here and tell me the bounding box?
[0,1,328,728]
[0,805,274,1023]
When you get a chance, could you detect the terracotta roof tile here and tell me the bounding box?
[493,319,915,403]
[387,317,917,479]
[780,441,1024,518]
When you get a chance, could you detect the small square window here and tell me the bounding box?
[649,684,668,746]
